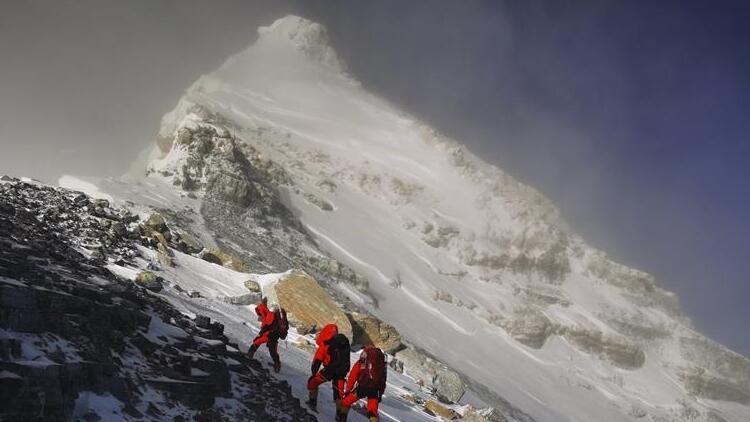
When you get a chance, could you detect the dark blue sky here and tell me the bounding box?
[1,1,748,355]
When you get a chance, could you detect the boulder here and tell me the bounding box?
[219,293,261,306]
[268,271,352,340]
[152,232,169,248]
[156,250,174,268]
[199,250,223,265]
[199,248,248,272]
[394,347,465,403]
[135,271,163,292]
[562,328,646,369]
[502,307,554,349]
[462,407,509,422]
[244,280,262,293]
[424,400,458,419]
[175,230,202,254]
[145,213,168,234]
[348,312,402,353]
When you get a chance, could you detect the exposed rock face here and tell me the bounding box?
[135,271,163,292]
[562,328,646,370]
[0,180,316,421]
[679,336,750,403]
[267,271,353,340]
[395,347,466,404]
[682,369,750,404]
[424,400,458,419]
[220,293,261,306]
[145,212,168,233]
[244,279,262,293]
[463,407,509,422]
[587,253,656,295]
[502,307,554,349]
[348,312,402,353]
[174,229,202,254]
[147,106,375,309]
[201,247,249,272]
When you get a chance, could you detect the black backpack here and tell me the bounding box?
[273,308,289,339]
[326,333,351,378]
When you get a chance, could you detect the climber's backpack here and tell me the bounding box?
[274,308,289,340]
[357,346,386,390]
[326,333,351,378]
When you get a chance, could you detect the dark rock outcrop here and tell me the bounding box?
[0,179,316,421]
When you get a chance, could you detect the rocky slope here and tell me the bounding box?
[63,14,749,422]
[3,176,492,421]
[0,178,317,421]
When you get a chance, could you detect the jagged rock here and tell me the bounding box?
[156,250,174,268]
[520,285,570,308]
[423,400,458,419]
[152,231,169,247]
[266,271,352,340]
[679,336,750,388]
[682,368,750,404]
[606,317,670,340]
[135,271,163,292]
[145,213,168,233]
[199,248,248,272]
[244,279,262,293]
[394,348,465,403]
[462,406,509,422]
[562,328,645,369]
[587,253,656,295]
[111,221,127,237]
[175,230,202,254]
[502,307,554,349]
[220,293,261,306]
[195,315,211,329]
[347,312,402,353]
[401,393,421,405]
[207,170,257,207]
[199,250,224,265]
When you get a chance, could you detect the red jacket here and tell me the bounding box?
[255,303,275,329]
[345,359,362,393]
[313,324,338,368]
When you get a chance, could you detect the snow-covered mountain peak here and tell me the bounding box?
[127,15,750,422]
[219,14,347,80]
[258,15,338,58]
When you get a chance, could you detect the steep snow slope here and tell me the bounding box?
[128,15,749,422]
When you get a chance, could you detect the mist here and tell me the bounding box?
[1,0,748,357]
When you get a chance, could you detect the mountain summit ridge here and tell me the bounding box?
[122,15,750,422]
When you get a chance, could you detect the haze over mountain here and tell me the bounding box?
[44,15,748,421]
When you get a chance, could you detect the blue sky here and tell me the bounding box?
[1,0,748,355]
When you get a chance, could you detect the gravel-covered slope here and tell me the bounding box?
[0,177,316,421]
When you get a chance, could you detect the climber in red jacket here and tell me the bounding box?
[247,298,281,372]
[339,345,387,422]
[306,324,351,416]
